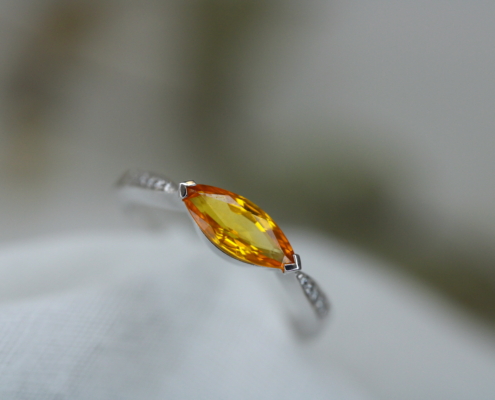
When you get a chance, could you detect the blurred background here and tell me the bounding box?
[1,0,494,336]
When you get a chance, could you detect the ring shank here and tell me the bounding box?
[117,170,183,212]
[277,272,329,337]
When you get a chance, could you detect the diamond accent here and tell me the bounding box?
[120,170,178,193]
[296,272,330,318]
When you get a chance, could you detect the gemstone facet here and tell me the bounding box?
[182,184,294,270]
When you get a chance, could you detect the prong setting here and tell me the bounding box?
[284,253,302,273]
[179,181,196,199]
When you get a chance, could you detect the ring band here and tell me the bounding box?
[117,170,330,336]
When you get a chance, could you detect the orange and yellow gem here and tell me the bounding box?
[183,184,294,270]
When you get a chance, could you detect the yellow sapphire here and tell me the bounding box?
[182,184,294,270]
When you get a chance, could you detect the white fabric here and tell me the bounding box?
[0,228,494,400]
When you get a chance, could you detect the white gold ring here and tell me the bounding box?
[117,170,330,336]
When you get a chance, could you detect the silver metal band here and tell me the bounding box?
[117,170,183,211]
[117,170,330,337]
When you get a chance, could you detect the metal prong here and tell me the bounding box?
[179,180,196,199]
[284,253,302,273]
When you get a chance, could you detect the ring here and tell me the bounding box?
[117,170,330,336]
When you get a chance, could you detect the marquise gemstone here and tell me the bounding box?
[183,184,294,270]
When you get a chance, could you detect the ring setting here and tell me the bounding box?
[117,170,330,333]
